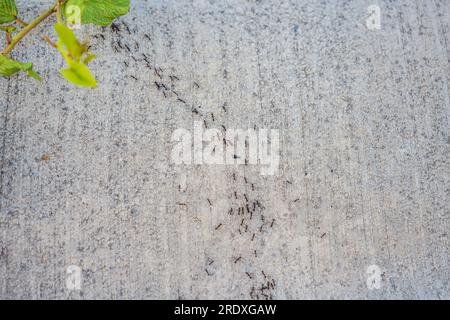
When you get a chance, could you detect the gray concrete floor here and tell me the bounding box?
[0,0,449,299]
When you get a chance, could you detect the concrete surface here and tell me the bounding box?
[0,0,449,299]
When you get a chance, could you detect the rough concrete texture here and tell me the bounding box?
[0,0,449,299]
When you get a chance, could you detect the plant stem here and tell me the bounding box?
[15,17,28,27]
[56,1,63,24]
[1,5,57,55]
[41,35,57,49]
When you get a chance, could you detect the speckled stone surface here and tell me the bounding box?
[0,0,449,299]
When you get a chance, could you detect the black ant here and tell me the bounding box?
[154,68,162,78]
[111,23,120,33]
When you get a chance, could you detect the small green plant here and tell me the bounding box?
[0,0,130,87]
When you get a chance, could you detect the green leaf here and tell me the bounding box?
[0,54,41,80]
[60,61,97,88]
[0,0,17,24]
[54,24,97,87]
[63,0,130,26]
[83,53,96,64]
[0,25,16,32]
[54,23,87,61]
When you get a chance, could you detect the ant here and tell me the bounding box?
[154,68,162,78]
[111,23,120,33]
